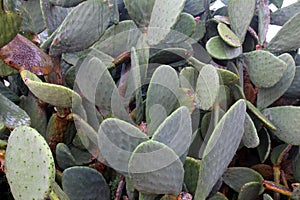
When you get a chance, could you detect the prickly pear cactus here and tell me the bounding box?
[62,166,110,200]
[5,126,55,200]
[128,140,184,195]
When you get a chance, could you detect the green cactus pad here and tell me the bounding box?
[257,53,296,109]
[237,182,261,200]
[0,59,18,76]
[123,0,155,29]
[244,50,287,88]
[51,182,70,200]
[130,48,144,124]
[146,65,179,136]
[179,67,198,92]
[98,118,148,175]
[152,106,192,160]
[263,106,300,145]
[208,192,229,200]
[228,0,256,42]
[92,20,141,58]
[40,0,68,35]
[183,0,205,16]
[23,74,82,108]
[75,56,131,122]
[0,6,22,48]
[147,0,186,45]
[257,0,269,45]
[0,81,19,103]
[50,0,112,55]
[73,114,100,159]
[195,99,246,199]
[164,12,196,44]
[217,23,241,47]
[190,19,206,42]
[246,101,276,130]
[5,126,55,200]
[206,36,242,60]
[149,48,190,65]
[20,70,42,83]
[23,0,45,33]
[119,47,142,115]
[128,140,184,195]
[139,193,160,200]
[195,64,220,110]
[270,2,300,26]
[217,68,239,85]
[242,113,259,148]
[19,95,47,135]
[62,166,110,200]
[223,167,264,194]
[56,143,76,170]
[183,157,201,196]
[136,33,150,83]
[49,0,85,7]
[270,144,290,165]
[0,93,30,129]
[284,66,300,98]
[267,12,300,52]
[257,128,271,163]
[263,193,274,200]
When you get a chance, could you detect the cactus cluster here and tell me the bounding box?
[1,0,300,199]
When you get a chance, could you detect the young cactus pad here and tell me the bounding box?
[5,126,55,200]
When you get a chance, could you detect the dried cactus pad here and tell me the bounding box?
[5,126,55,200]
[0,34,53,75]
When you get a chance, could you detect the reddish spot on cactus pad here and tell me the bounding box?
[0,34,53,75]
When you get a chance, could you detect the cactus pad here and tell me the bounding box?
[146,65,179,135]
[123,0,155,29]
[5,126,55,200]
[228,0,256,42]
[152,106,192,160]
[237,182,260,200]
[49,0,85,7]
[98,118,148,175]
[0,5,22,48]
[257,53,296,109]
[92,20,141,58]
[195,99,246,199]
[267,12,300,52]
[128,140,184,195]
[263,106,300,145]
[195,64,220,110]
[244,50,287,88]
[206,36,242,60]
[217,23,241,47]
[62,166,110,200]
[0,93,30,129]
[147,0,186,45]
[49,0,112,55]
[23,73,82,108]
[183,157,201,195]
[222,167,264,194]
[242,113,259,148]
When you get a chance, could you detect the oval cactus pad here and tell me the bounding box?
[5,126,55,200]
